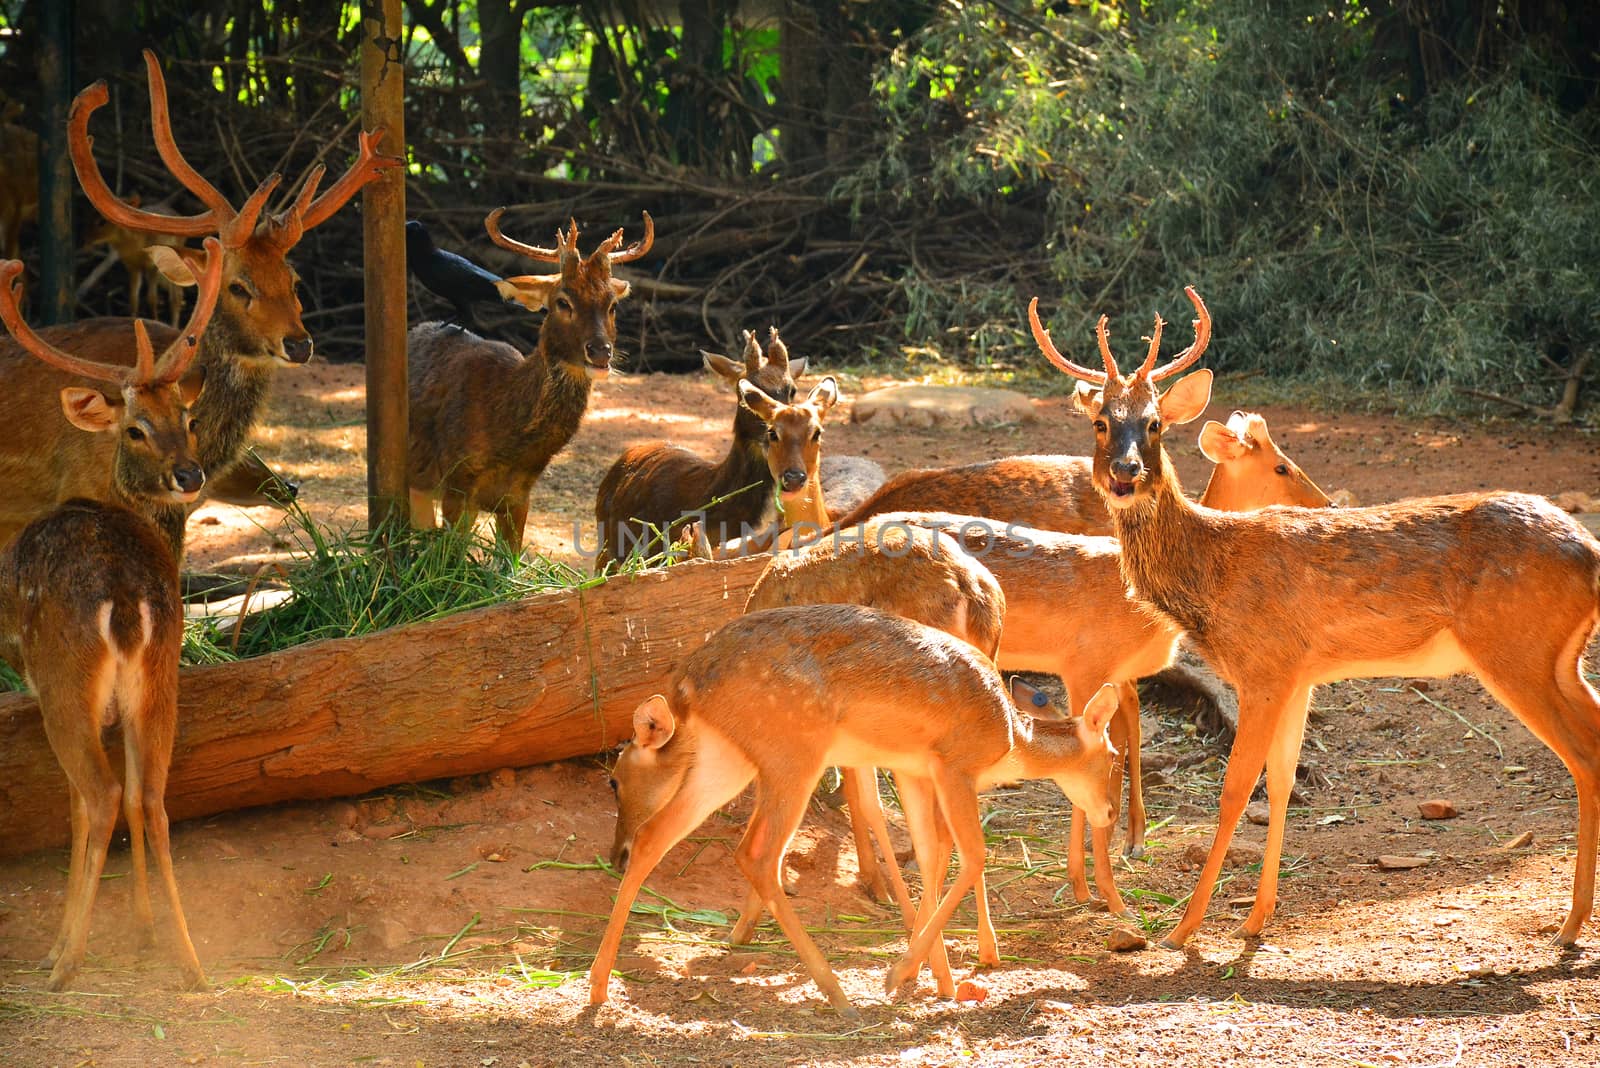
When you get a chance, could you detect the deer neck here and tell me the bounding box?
[984,714,1081,786]
[511,343,595,468]
[778,470,830,531]
[695,421,775,539]
[191,332,275,477]
[1108,450,1227,643]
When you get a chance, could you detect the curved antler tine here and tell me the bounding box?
[1028,297,1108,383]
[0,260,129,384]
[1136,314,1166,377]
[485,207,562,262]
[68,79,220,237]
[132,319,157,381]
[154,237,225,384]
[765,326,789,370]
[740,329,761,374]
[1095,316,1120,379]
[221,171,282,249]
[264,165,324,251]
[292,127,403,239]
[607,211,654,264]
[143,50,235,217]
[1148,286,1212,381]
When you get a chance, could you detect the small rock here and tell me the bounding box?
[1551,490,1597,514]
[477,841,513,862]
[1500,830,1535,851]
[212,838,241,859]
[196,515,220,526]
[1140,751,1179,772]
[1376,855,1429,870]
[1228,896,1257,910]
[374,918,413,950]
[328,802,360,830]
[851,384,1038,429]
[1418,799,1459,820]
[1409,679,1432,693]
[489,767,517,790]
[1106,928,1148,952]
[1245,802,1270,826]
[1329,488,1360,508]
[955,979,989,1002]
[1184,841,1265,866]
[449,776,477,796]
[331,829,362,846]
[362,822,407,840]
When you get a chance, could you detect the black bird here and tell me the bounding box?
[405,219,521,331]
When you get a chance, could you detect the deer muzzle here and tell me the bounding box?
[281,335,314,364]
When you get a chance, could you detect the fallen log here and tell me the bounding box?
[0,555,767,859]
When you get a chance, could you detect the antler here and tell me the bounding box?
[1028,297,1110,383]
[1147,286,1211,381]
[1136,314,1166,377]
[604,211,654,263]
[485,209,568,262]
[765,326,789,370]
[740,330,762,376]
[70,52,282,246]
[269,128,402,250]
[0,238,225,387]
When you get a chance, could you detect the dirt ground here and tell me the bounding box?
[3,358,1600,1066]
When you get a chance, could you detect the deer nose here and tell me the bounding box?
[173,465,206,494]
[585,338,613,366]
[1109,457,1143,482]
[282,335,314,364]
[780,468,806,492]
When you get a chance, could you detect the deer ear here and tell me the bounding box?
[177,366,207,407]
[787,356,807,379]
[738,379,782,423]
[1008,675,1054,715]
[632,695,676,751]
[609,277,632,300]
[149,245,201,287]
[1157,367,1212,425]
[702,350,744,386]
[1071,381,1102,416]
[1197,419,1247,463]
[807,376,839,415]
[1081,682,1119,735]
[60,387,121,433]
[495,274,561,310]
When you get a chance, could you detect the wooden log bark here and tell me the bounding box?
[0,556,767,859]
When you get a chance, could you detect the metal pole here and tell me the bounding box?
[37,0,75,324]
[361,0,408,531]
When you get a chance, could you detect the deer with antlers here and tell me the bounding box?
[0,51,397,552]
[0,238,225,991]
[1030,286,1600,949]
[407,209,653,553]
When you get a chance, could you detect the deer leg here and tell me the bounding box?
[120,735,155,950]
[886,765,985,996]
[40,697,122,992]
[841,766,891,902]
[1089,823,1129,918]
[1161,686,1288,950]
[588,779,738,1007]
[127,678,206,989]
[1066,806,1091,904]
[408,490,438,530]
[492,498,528,557]
[884,774,954,996]
[930,794,999,967]
[1117,679,1147,859]
[42,780,89,970]
[850,768,915,927]
[735,776,857,1016]
[1235,686,1311,938]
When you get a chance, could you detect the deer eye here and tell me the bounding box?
[188,418,200,434]
[555,296,574,314]
[1148,419,1162,434]
[767,427,779,442]
[811,429,822,442]
[1275,463,1289,476]
[228,282,251,301]
[607,777,618,794]
[1093,419,1108,433]
[126,426,146,442]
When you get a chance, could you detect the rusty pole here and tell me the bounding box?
[361,0,408,531]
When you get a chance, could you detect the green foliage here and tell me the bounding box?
[850,1,1600,413]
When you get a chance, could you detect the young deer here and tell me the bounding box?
[592,329,807,568]
[0,50,396,550]
[0,239,225,992]
[593,603,1117,1014]
[1031,286,1600,949]
[408,210,654,553]
[82,200,187,325]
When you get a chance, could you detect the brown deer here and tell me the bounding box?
[592,329,807,568]
[0,50,396,552]
[593,603,1117,1014]
[0,239,225,992]
[1031,285,1600,949]
[408,209,654,553]
[82,201,187,325]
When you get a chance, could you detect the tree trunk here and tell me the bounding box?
[0,556,767,859]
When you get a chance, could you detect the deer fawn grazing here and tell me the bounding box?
[1031,286,1600,949]
[82,201,187,325]
[0,51,396,551]
[408,210,654,553]
[593,603,1117,1014]
[592,329,808,568]
[0,240,226,992]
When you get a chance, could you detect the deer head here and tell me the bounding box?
[0,238,226,504]
[1029,287,1214,512]
[607,694,683,873]
[702,328,810,442]
[738,376,839,498]
[69,50,400,365]
[486,208,654,380]
[1197,411,1331,510]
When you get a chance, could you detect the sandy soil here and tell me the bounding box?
[2,357,1599,1066]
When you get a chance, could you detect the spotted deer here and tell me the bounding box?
[408,210,654,553]
[594,603,1117,1014]
[1031,285,1600,949]
[0,50,396,552]
[0,238,226,991]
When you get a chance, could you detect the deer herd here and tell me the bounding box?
[0,52,1596,1021]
